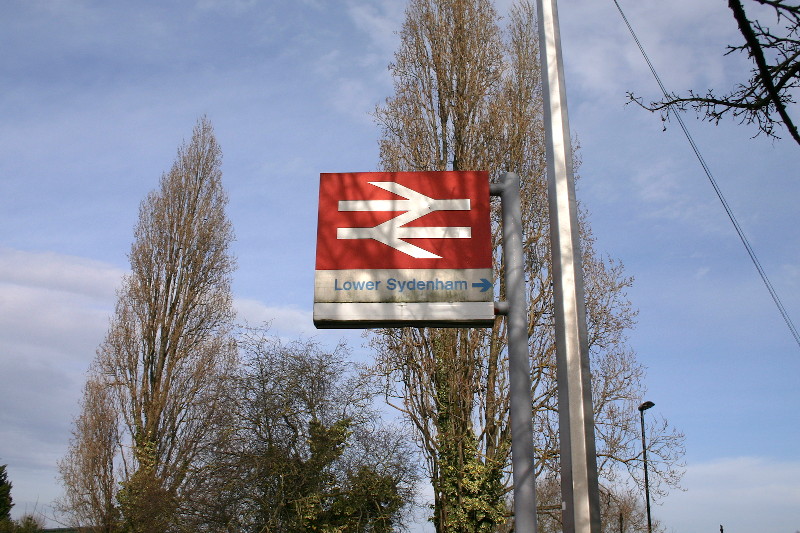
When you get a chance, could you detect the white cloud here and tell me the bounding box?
[561,0,745,103]
[0,248,124,525]
[0,248,124,369]
[235,297,316,335]
[234,297,367,354]
[330,77,378,124]
[346,0,404,58]
[625,160,729,236]
[0,247,124,300]
[314,49,343,78]
[0,249,370,525]
[780,263,800,289]
[659,457,800,533]
[195,0,259,13]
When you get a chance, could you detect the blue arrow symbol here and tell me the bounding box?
[472,278,493,293]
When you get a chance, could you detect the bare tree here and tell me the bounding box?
[629,0,800,145]
[533,477,656,533]
[57,372,120,532]
[372,1,684,531]
[59,116,237,532]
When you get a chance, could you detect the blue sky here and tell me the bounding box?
[1,1,798,531]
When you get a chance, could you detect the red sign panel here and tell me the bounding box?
[315,171,492,271]
[314,171,494,328]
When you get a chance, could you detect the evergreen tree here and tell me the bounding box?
[0,465,13,522]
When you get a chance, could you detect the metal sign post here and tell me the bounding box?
[316,170,540,531]
[536,0,602,532]
[491,172,538,533]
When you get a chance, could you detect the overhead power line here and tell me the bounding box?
[610,0,800,349]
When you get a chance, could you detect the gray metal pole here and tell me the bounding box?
[491,172,537,533]
[535,0,602,532]
[638,402,655,533]
[639,409,652,533]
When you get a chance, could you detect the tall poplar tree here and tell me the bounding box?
[59,117,237,532]
[372,1,684,531]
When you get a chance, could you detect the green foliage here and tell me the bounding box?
[330,466,406,533]
[287,418,352,531]
[303,420,406,532]
[0,465,12,522]
[116,469,174,533]
[0,514,43,533]
[0,467,43,533]
[247,417,407,533]
[230,331,416,533]
[116,440,175,533]
[57,122,415,532]
[431,356,507,533]
[434,433,507,533]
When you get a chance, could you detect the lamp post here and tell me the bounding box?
[638,401,655,533]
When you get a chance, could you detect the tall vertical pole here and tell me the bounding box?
[638,401,655,533]
[639,410,652,533]
[535,1,602,532]
[492,172,537,533]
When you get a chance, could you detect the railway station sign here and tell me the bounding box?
[314,171,494,328]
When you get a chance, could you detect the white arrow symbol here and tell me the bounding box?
[337,181,471,259]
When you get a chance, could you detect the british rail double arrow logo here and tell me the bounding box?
[336,181,472,259]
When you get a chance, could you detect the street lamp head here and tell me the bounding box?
[638,400,655,412]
